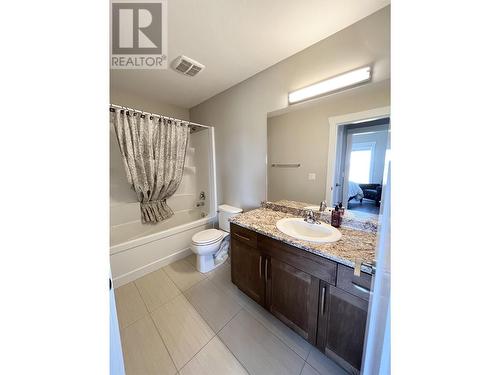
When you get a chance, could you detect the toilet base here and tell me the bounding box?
[195,253,228,273]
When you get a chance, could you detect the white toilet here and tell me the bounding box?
[190,204,242,273]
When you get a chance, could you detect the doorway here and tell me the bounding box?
[325,107,390,215]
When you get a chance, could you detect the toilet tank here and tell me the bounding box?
[218,204,243,232]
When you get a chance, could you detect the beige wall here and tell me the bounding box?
[190,6,390,210]
[267,81,390,203]
[110,89,190,120]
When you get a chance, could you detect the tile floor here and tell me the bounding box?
[115,254,349,375]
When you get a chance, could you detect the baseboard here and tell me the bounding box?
[112,247,192,288]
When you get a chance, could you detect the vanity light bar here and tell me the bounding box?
[288,66,372,104]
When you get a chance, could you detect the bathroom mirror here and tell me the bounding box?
[266,90,390,217]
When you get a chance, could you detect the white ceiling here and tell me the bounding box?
[110,0,390,109]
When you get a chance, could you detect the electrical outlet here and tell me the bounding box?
[308,173,316,181]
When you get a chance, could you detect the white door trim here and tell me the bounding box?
[325,106,390,206]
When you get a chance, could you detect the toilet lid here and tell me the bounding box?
[192,229,224,245]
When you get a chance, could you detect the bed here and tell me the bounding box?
[348,181,364,202]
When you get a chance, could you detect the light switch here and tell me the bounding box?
[308,173,316,180]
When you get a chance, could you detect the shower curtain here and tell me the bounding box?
[111,109,189,223]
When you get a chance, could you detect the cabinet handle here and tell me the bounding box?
[321,286,326,315]
[265,258,268,281]
[352,282,371,294]
[259,256,262,278]
[233,232,250,242]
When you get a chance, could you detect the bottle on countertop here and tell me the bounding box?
[331,205,342,228]
[338,202,345,216]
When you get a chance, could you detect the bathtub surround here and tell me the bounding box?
[110,125,218,288]
[111,109,190,223]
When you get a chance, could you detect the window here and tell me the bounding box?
[349,142,375,184]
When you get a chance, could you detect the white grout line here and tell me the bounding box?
[299,360,307,375]
[214,310,252,375]
[148,311,180,373]
[116,282,149,329]
[130,279,180,373]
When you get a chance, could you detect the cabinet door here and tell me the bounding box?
[266,257,319,344]
[231,237,265,306]
[317,282,368,374]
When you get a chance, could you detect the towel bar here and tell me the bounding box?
[271,163,301,168]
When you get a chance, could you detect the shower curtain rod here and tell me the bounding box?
[109,103,210,129]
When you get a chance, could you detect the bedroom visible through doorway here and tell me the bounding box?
[333,117,390,215]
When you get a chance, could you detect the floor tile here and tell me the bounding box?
[185,253,197,267]
[179,336,248,375]
[242,296,312,360]
[300,363,321,375]
[184,278,242,332]
[151,294,215,369]
[114,282,148,328]
[207,262,249,306]
[134,269,181,312]
[219,309,304,375]
[306,347,349,375]
[163,259,207,291]
[121,315,177,375]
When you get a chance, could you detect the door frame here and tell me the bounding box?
[325,106,390,206]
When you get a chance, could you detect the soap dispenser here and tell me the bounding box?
[338,202,345,216]
[331,205,342,228]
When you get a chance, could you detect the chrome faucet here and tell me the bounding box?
[304,209,319,224]
[319,200,327,212]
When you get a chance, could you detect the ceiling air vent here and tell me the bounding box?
[172,55,205,77]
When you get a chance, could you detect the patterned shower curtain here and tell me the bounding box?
[111,108,190,223]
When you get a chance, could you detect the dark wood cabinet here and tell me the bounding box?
[230,223,372,374]
[265,257,320,344]
[230,236,265,306]
[317,282,368,374]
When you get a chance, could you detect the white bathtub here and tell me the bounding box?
[110,208,214,287]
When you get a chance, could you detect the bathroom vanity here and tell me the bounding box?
[229,204,376,374]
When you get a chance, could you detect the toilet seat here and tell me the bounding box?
[192,229,225,245]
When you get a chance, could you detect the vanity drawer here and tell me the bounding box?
[336,264,373,302]
[260,235,337,285]
[230,223,258,248]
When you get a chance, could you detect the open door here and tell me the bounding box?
[331,124,346,205]
[342,132,354,206]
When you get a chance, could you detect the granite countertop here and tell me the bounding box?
[229,207,377,273]
[265,200,379,233]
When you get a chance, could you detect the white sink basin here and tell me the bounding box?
[276,218,342,243]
